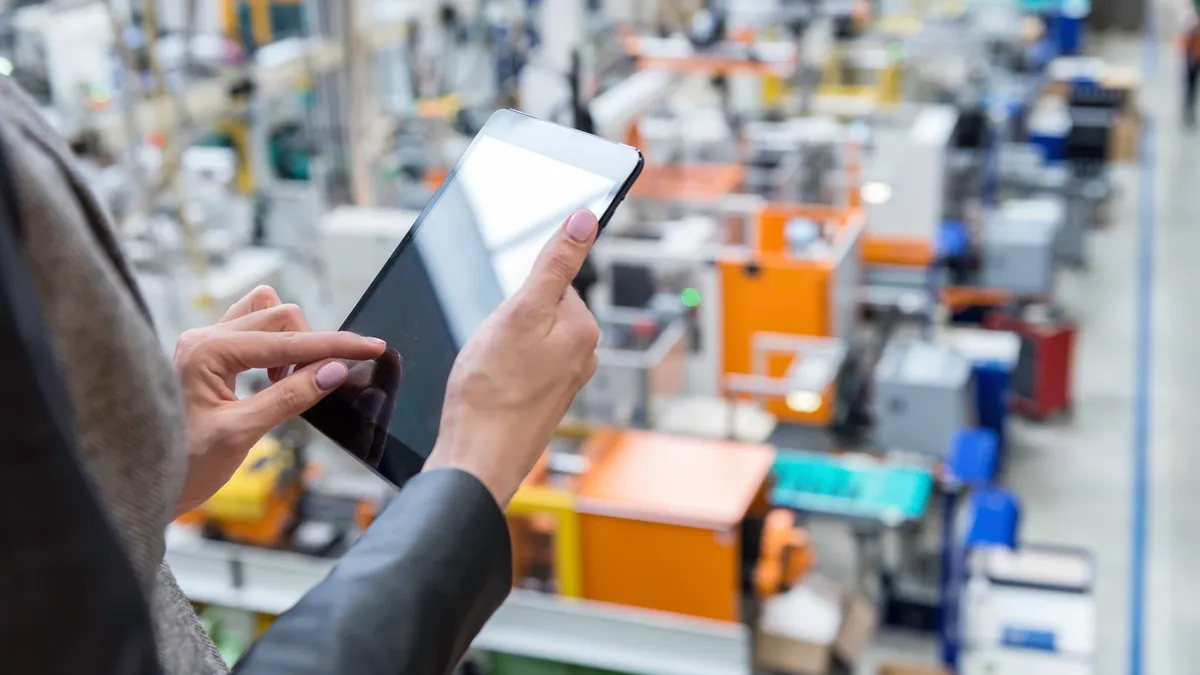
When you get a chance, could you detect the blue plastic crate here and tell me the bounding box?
[938,220,971,260]
[947,428,999,487]
[967,488,1021,548]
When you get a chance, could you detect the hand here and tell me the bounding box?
[424,210,601,507]
[172,286,386,517]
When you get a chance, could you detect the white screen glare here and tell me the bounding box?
[459,135,618,252]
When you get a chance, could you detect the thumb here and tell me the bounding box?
[520,209,597,306]
[236,359,348,439]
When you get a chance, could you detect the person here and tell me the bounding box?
[0,73,601,674]
[1187,21,1200,128]
[1168,0,1200,127]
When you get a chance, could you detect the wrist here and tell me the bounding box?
[424,442,516,509]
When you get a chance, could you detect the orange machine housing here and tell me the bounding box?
[574,431,776,622]
[862,236,934,267]
[628,163,746,204]
[623,36,798,77]
[719,204,863,425]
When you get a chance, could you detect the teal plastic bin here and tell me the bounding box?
[770,449,934,524]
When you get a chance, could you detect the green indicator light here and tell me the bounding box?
[681,288,701,308]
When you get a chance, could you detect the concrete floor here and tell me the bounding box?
[1136,35,1200,675]
[1015,34,1196,675]
[855,34,1190,675]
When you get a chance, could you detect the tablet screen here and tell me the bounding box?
[303,114,638,487]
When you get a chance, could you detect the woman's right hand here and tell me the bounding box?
[423,210,601,507]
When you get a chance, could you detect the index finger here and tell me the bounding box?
[207,331,386,370]
[518,209,598,307]
[219,285,282,323]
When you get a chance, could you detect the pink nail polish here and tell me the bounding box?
[315,362,348,390]
[564,210,596,243]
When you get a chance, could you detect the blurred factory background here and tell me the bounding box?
[0,0,1186,673]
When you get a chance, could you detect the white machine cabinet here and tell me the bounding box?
[980,200,1061,297]
[961,546,1096,675]
[873,340,973,455]
[319,207,420,329]
[865,105,958,246]
[13,2,114,115]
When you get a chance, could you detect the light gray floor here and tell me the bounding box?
[1022,34,1196,675]
[857,34,1191,675]
[1138,35,1200,675]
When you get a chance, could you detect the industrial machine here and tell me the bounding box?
[985,305,1076,420]
[177,437,304,548]
[978,199,1061,298]
[873,340,975,456]
[720,203,862,425]
[318,206,420,327]
[861,104,958,269]
[507,428,814,622]
[6,1,114,122]
[742,117,859,206]
[997,144,1099,267]
[814,42,903,116]
[959,546,1096,674]
[221,0,307,53]
[575,309,690,429]
[176,435,390,553]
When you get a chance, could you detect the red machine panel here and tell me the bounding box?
[986,309,1077,420]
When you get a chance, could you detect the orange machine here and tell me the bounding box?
[508,429,813,623]
[628,162,745,204]
[719,204,864,425]
[862,236,935,267]
[623,36,798,78]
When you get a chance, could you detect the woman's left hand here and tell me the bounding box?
[171,286,386,517]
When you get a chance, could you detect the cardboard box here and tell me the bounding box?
[877,664,950,675]
[1042,61,1141,115]
[1041,79,1070,102]
[756,577,878,675]
[1109,113,1140,163]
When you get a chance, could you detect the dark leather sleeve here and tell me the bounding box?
[233,469,513,675]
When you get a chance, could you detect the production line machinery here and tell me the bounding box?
[507,428,815,622]
[585,196,862,433]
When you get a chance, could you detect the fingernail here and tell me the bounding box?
[564,210,596,243]
[364,337,386,345]
[315,361,349,391]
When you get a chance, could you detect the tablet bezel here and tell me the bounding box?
[302,109,643,489]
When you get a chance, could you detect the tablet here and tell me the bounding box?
[302,109,643,488]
